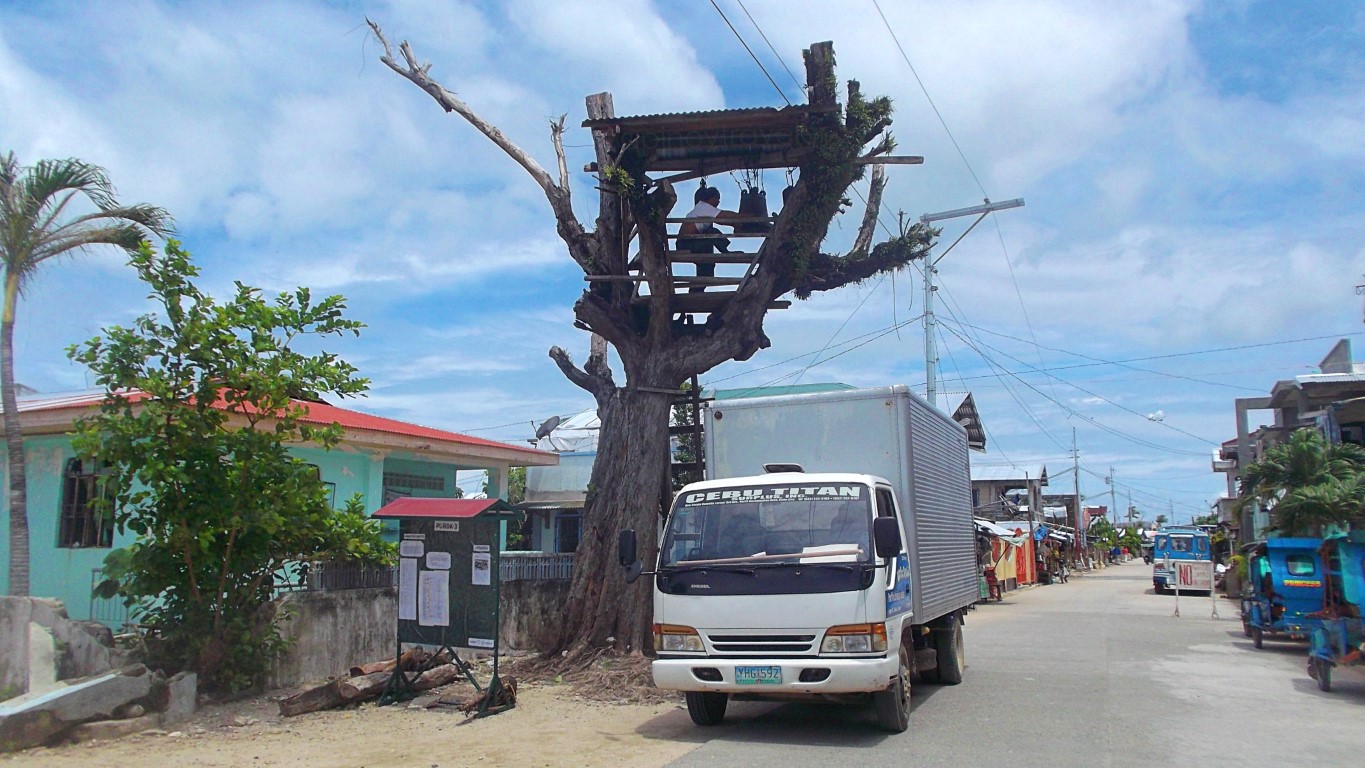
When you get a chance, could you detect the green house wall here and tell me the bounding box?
[0,433,493,622]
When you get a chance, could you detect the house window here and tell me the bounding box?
[303,464,336,507]
[555,513,581,554]
[58,459,113,549]
[382,472,446,492]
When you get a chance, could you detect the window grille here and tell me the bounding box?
[58,459,113,549]
[382,472,446,491]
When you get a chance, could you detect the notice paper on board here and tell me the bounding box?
[472,552,491,586]
[398,558,418,621]
[418,570,450,626]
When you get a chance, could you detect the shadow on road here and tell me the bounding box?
[1289,674,1365,701]
[634,681,953,746]
[1226,638,1309,655]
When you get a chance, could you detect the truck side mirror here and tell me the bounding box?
[618,529,647,584]
[618,529,638,567]
[873,517,901,559]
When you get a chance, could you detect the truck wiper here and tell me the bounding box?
[746,560,860,572]
[662,564,756,576]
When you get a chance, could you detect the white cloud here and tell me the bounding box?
[3,0,1360,510]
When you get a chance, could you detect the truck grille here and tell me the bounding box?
[705,633,816,655]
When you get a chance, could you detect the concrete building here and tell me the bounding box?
[0,390,556,622]
[1215,339,1365,538]
[970,465,1048,523]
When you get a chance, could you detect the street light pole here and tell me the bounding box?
[918,198,1024,408]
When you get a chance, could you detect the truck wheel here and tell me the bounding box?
[685,692,728,726]
[873,645,911,733]
[1314,659,1332,693]
[1252,627,1263,650]
[934,618,965,685]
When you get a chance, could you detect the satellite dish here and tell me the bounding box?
[534,415,563,440]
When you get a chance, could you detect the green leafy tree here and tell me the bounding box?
[1238,429,1365,535]
[0,152,172,595]
[69,241,392,692]
[1087,517,1116,548]
[671,382,701,491]
[1155,514,1168,527]
[487,466,531,549]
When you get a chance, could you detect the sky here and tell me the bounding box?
[2,0,1362,519]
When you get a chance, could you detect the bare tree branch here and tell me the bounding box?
[368,19,600,277]
[549,345,612,402]
[551,115,570,190]
[849,164,886,258]
[369,19,555,192]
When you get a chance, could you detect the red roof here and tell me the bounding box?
[12,390,551,461]
[372,497,518,519]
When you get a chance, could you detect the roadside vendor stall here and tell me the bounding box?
[975,519,1026,592]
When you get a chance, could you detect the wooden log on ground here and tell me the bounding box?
[337,670,392,701]
[411,663,463,692]
[279,679,347,717]
[280,662,466,717]
[349,647,428,677]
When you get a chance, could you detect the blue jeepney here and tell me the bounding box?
[1152,526,1212,594]
[1240,538,1323,648]
[1306,532,1365,692]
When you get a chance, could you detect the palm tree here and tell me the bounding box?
[0,152,172,595]
[1237,429,1365,536]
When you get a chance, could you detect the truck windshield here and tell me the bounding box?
[661,483,872,567]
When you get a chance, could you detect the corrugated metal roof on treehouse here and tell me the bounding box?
[583,104,838,174]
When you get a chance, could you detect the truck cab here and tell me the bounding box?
[622,469,962,732]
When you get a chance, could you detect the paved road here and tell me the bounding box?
[664,562,1364,767]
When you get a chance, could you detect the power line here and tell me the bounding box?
[926,331,1365,385]
[870,0,987,198]
[792,277,887,385]
[708,0,791,105]
[987,213,1060,407]
[948,322,1221,445]
[735,0,805,95]
[942,324,1207,456]
[954,321,1266,393]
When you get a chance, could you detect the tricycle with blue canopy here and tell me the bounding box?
[1240,538,1323,649]
[1306,532,1365,692]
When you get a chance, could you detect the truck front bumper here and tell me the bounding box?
[653,655,898,695]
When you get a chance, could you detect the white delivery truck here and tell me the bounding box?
[618,385,979,732]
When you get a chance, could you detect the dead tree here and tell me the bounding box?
[369,22,935,661]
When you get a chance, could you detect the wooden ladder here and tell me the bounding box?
[585,216,791,316]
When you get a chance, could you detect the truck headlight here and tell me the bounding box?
[820,623,887,653]
[654,623,705,652]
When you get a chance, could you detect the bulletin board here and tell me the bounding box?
[395,515,501,650]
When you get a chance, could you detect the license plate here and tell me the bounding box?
[735,665,783,685]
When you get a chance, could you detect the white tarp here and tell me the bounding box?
[974,519,1026,547]
[535,409,600,452]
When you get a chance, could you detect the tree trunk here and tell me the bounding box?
[557,383,674,656]
[369,29,934,662]
[2,274,29,597]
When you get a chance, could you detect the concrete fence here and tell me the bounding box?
[266,579,571,689]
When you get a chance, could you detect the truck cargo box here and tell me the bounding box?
[702,385,978,622]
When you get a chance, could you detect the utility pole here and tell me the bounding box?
[1126,490,1133,531]
[1106,466,1118,529]
[919,198,1024,408]
[1072,428,1083,552]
